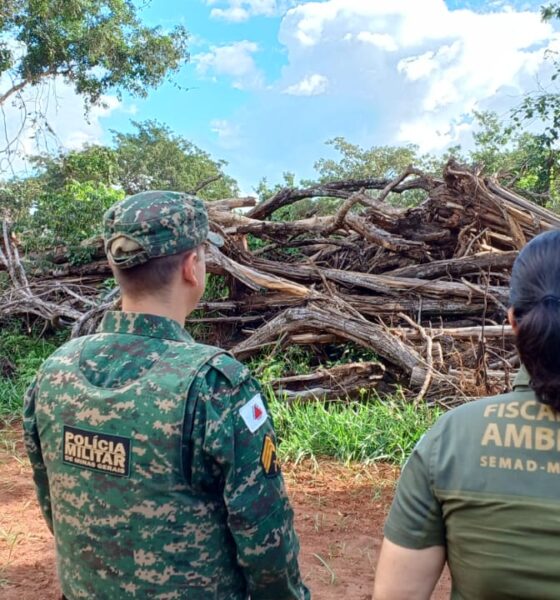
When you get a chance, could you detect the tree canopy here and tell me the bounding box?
[113,121,238,199]
[0,120,238,254]
[471,111,560,207]
[509,3,560,147]
[0,0,189,163]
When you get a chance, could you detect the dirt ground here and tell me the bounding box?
[0,426,451,599]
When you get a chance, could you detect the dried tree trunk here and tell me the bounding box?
[3,162,558,401]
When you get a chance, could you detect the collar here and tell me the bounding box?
[512,365,531,391]
[98,311,193,343]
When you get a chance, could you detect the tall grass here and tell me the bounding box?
[0,326,66,419]
[270,394,440,466]
[252,344,441,465]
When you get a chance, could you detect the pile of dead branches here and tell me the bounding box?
[3,161,560,404]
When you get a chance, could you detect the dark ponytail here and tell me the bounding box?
[511,230,560,409]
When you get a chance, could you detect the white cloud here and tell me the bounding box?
[355,32,399,52]
[0,75,125,175]
[206,0,278,22]
[398,49,438,81]
[194,41,263,89]
[211,7,250,22]
[276,0,560,152]
[284,73,328,96]
[211,119,242,149]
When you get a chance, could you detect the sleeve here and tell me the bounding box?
[201,359,310,600]
[22,376,54,534]
[383,424,446,550]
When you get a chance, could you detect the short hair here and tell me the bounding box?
[113,246,201,299]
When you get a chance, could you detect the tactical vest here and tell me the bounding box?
[34,333,249,600]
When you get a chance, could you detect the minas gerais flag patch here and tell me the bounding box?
[239,393,268,433]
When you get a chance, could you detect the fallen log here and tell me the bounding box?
[270,361,385,401]
[393,325,513,340]
[3,161,557,401]
[231,305,429,388]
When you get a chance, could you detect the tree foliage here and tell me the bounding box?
[471,111,560,206]
[19,181,124,256]
[113,121,238,199]
[255,138,464,220]
[0,0,189,107]
[0,120,238,255]
[315,138,420,181]
[0,0,189,164]
[31,145,120,189]
[542,2,560,23]
[509,4,560,147]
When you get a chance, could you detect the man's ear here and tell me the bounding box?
[181,251,199,286]
[508,306,519,334]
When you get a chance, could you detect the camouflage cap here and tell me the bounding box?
[103,191,223,269]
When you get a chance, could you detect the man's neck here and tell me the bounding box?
[121,297,190,327]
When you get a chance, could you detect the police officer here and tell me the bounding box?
[374,229,560,600]
[23,191,310,600]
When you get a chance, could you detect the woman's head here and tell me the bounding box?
[510,229,560,409]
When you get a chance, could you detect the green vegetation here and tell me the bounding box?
[269,395,440,466]
[510,4,560,149]
[0,326,439,465]
[113,121,238,199]
[18,181,125,254]
[249,346,440,465]
[0,0,189,163]
[472,111,560,208]
[0,325,67,420]
[2,120,238,257]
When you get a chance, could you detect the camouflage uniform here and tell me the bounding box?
[23,191,310,600]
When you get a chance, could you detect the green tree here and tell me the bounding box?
[31,145,120,189]
[314,137,421,181]
[0,145,120,223]
[1,122,239,253]
[510,4,560,147]
[253,139,442,222]
[0,176,45,222]
[113,121,238,199]
[470,111,560,206]
[313,137,460,207]
[17,181,125,256]
[0,0,189,159]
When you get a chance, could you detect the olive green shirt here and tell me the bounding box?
[385,369,560,599]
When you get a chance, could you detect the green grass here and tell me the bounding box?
[0,321,442,466]
[251,343,441,466]
[0,325,66,419]
[269,394,441,466]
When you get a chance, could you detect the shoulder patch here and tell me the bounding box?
[239,393,268,433]
[261,433,280,478]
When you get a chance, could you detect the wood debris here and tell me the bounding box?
[3,161,559,403]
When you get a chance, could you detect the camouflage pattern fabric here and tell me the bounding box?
[23,311,310,599]
[103,191,223,269]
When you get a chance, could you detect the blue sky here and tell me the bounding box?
[3,0,559,193]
